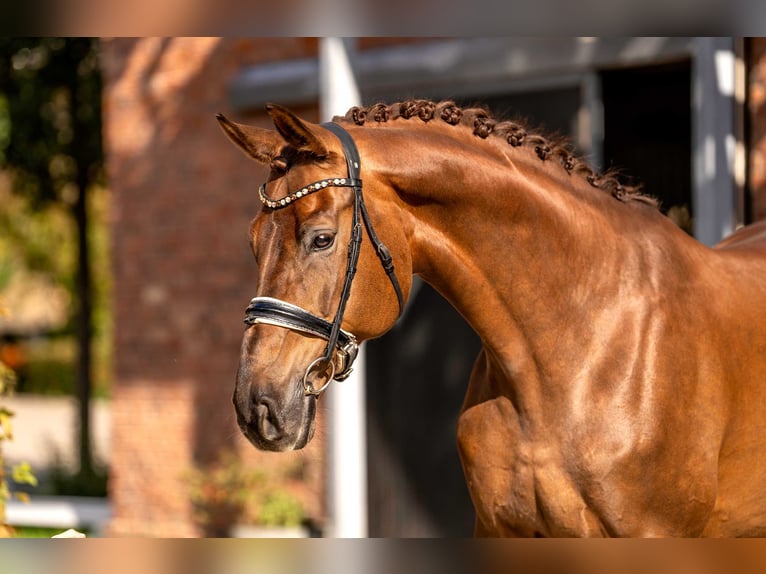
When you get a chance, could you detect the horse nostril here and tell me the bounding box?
[255,399,283,441]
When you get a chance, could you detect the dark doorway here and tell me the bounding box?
[472,86,583,146]
[600,60,693,232]
[366,282,480,537]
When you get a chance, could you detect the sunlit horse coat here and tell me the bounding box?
[218,100,766,537]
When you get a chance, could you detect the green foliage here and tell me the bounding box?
[0,95,9,163]
[0,38,112,401]
[0,38,109,478]
[19,353,75,396]
[257,491,305,528]
[0,301,37,536]
[0,406,12,441]
[0,38,103,206]
[48,463,108,498]
[14,525,90,538]
[86,185,113,393]
[0,184,75,293]
[11,461,36,488]
[9,335,108,399]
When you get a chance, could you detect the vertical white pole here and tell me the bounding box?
[318,37,368,538]
[692,37,740,246]
[580,71,603,171]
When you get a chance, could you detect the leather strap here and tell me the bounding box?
[244,297,357,349]
[322,122,405,315]
[244,121,405,393]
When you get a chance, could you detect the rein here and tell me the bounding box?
[244,122,404,396]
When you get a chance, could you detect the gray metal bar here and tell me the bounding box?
[692,37,738,245]
[229,37,696,112]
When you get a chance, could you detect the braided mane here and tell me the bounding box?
[342,99,658,208]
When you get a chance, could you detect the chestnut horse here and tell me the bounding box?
[217,100,766,537]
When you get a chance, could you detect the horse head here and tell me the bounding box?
[217,104,411,451]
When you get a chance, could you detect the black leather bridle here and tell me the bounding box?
[244,122,404,396]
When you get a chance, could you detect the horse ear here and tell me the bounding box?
[216,113,283,165]
[266,103,328,157]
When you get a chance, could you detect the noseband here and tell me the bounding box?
[244,122,404,396]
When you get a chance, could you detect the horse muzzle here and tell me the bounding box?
[235,389,317,452]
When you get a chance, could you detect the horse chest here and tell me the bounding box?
[457,395,610,536]
[457,389,725,536]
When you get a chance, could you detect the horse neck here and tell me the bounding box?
[361,123,700,394]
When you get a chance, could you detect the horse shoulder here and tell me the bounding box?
[457,348,615,536]
[694,220,766,535]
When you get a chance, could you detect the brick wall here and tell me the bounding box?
[101,37,325,537]
[749,37,766,223]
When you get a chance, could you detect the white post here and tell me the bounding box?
[692,37,741,246]
[318,37,368,538]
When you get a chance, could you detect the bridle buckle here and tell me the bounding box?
[333,337,359,381]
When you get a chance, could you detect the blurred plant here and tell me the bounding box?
[0,299,37,537]
[47,453,107,498]
[667,204,694,236]
[185,451,307,537]
[256,490,305,528]
[186,451,265,537]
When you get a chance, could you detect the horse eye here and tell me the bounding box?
[312,233,335,251]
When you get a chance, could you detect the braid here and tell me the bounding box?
[339,99,657,208]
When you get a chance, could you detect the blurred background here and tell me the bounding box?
[0,37,764,538]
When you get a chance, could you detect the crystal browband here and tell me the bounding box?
[258,177,362,209]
